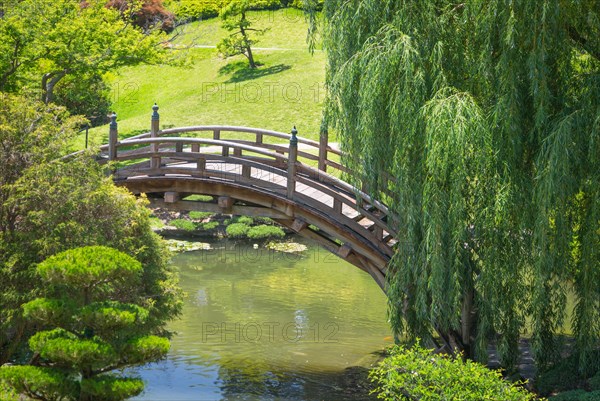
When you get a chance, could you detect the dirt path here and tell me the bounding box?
[169,44,324,51]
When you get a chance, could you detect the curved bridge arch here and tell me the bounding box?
[97,115,397,290]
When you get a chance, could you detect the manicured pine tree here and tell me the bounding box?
[0,246,170,401]
[217,0,269,68]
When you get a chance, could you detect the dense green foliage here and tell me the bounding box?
[0,246,171,401]
[370,344,538,401]
[226,222,251,238]
[167,0,225,20]
[535,350,600,396]
[171,218,198,231]
[200,221,219,230]
[548,390,600,401]
[319,0,600,374]
[189,211,213,220]
[0,95,182,365]
[0,382,18,401]
[591,372,600,391]
[0,0,173,121]
[53,73,112,127]
[224,219,284,239]
[166,0,296,21]
[247,225,285,240]
[226,216,254,225]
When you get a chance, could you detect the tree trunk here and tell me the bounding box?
[461,285,475,358]
[239,12,257,69]
[246,43,257,69]
[41,69,68,104]
[0,41,22,91]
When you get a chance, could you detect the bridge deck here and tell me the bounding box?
[126,159,365,221]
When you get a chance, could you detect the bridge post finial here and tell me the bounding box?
[287,126,298,199]
[108,112,118,161]
[109,112,117,128]
[290,126,298,146]
[152,103,159,121]
[151,103,160,138]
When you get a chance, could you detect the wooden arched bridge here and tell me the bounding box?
[96,105,397,289]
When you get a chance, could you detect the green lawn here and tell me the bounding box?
[175,8,320,50]
[74,9,326,150]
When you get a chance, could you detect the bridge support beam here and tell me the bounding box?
[337,244,352,259]
[218,196,234,213]
[357,256,387,290]
[291,218,307,232]
[164,192,179,203]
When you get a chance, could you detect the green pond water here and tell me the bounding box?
[130,238,391,401]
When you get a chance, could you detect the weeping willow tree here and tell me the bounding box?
[315,0,599,373]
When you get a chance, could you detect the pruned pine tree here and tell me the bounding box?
[0,246,171,401]
[316,0,599,373]
[218,0,268,68]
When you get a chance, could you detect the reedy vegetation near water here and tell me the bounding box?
[318,0,599,374]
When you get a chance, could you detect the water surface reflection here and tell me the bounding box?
[131,239,391,400]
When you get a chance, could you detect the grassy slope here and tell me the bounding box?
[75,9,325,149]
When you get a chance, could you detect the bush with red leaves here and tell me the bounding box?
[106,0,175,33]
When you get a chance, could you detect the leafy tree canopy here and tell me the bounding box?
[0,0,174,105]
[371,344,538,401]
[0,95,182,365]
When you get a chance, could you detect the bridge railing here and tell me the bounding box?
[110,138,395,256]
[102,105,346,175]
[98,105,396,249]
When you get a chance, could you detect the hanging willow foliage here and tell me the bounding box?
[315,0,600,373]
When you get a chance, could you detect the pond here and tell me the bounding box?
[130,238,391,401]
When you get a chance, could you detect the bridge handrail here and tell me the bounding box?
[100,123,347,172]
[111,136,390,219]
[296,163,391,217]
[115,136,287,160]
[122,125,341,155]
[68,123,343,172]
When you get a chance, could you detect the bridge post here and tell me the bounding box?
[318,120,328,172]
[151,103,160,169]
[287,126,298,199]
[108,113,118,161]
